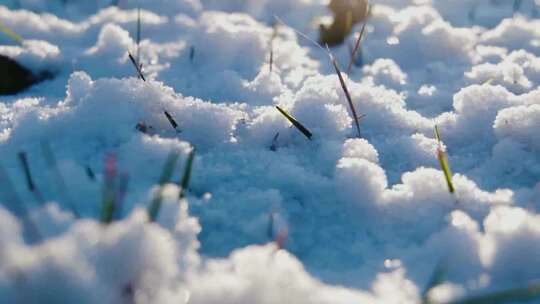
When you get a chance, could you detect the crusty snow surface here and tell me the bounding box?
[1,0,540,303]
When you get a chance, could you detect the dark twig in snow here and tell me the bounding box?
[128,52,145,81]
[18,151,45,205]
[270,132,280,151]
[275,106,313,140]
[189,46,195,63]
[347,2,370,73]
[136,5,141,66]
[164,111,180,133]
[327,45,363,138]
[269,22,278,73]
[18,152,35,191]
[86,165,96,181]
[347,21,367,73]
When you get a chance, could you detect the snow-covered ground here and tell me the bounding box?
[1,0,540,303]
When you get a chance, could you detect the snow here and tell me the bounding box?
[0,0,540,303]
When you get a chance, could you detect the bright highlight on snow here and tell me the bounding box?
[1,0,540,303]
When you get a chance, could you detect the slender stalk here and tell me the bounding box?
[136,4,141,67]
[17,151,45,205]
[86,165,96,181]
[270,132,280,151]
[328,45,362,138]
[189,46,195,63]
[113,174,129,221]
[178,149,195,199]
[269,23,278,73]
[128,52,145,81]
[147,152,180,222]
[100,154,117,224]
[275,106,313,140]
[347,21,367,73]
[0,164,42,242]
[435,126,455,194]
[0,21,23,45]
[41,142,80,217]
[164,111,180,132]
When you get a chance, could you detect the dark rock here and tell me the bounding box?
[0,55,52,95]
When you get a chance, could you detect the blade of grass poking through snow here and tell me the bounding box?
[189,46,195,63]
[347,20,367,73]
[347,2,370,73]
[41,141,80,218]
[18,152,35,191]
[0,21,23,44]
[481,77,494,85]
[113,174,129,220]
[273,16,363,138]
[270,132,280,151]
[178,149,195,199]
[86,165,96,181]
[269,22,278,73]
[128,52,146,81]
[274,15,326,53]
[147,151,180,222]
[17,151,45,205]
[327,45,363,138]
[275,106,313,140]
[435,125,455,194]
[100,154,117,224]
[136,4,141,66]
[164,110,180,132]
[448,281,540,304]
[0,164,42,242]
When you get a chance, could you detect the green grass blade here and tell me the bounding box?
[0,21,23,44]
[147,151,180,222]
[438,150,455,193]
[179,149,195,199]
[275,106,313,140]
[113,174,129,221]
[434,126,455,194]
[178,149,195,199]
[41,141,80,218]
[100,155,117,224]
[481,77,494,86]
[434,125,442,143]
